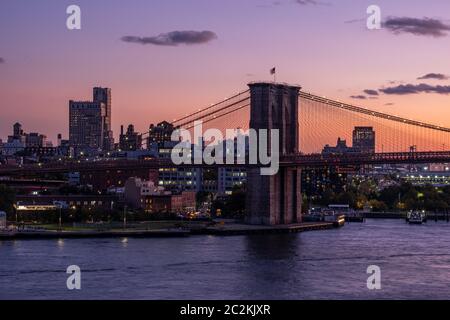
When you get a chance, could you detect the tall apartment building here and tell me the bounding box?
[69,87,114,154]
[93,87,114,151]
[69,101,105,153]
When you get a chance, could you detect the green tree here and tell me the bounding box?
[0,184,16,214]
[211,184,246,219]
[368,199,387,212]
[227,185,246,217]
[196,191,212,209]
[335,191,357,208]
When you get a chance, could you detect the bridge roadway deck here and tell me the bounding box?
[2,151,450,176]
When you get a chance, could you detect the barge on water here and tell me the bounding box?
[406,210,427,224]
[304,204,361,225]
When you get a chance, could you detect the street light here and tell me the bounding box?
[58,204,62,231]
[123,205,127,230]
[13,204,18,224]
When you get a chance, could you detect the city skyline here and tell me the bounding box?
[1,0,450,142]
[2,1,450,303]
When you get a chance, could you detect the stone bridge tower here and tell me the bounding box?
[246,82,303,225]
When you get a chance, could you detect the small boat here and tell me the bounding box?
[407,211,426,224]
[344,213,365,223]
[322,211,345,227]
[303,209,345,227]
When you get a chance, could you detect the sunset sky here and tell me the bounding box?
[1,0,450,143]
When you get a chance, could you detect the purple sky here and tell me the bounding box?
[1,0,450,143]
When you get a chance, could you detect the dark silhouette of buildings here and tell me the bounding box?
[323,127,376,155]
[147,121,175,149]
[353,126,375,153]
[119,124,142,151]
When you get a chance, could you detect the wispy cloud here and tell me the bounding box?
[349,90,378,100]
[295,0,330,6]
[385,103,395,106]
[383,17,450,37]
[380,83,450,95]
[295,0,317,4]
[364,89,379,96]
[258,0,330,8]
[121,30,217,46]
[417,73,449,80]
[350,95,367,100]
[0,57,5,64]
[344,18,364,24]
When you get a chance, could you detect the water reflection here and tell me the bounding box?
[121,237,128,248]
[1,220,449,299]
[57,239,64,249]
[245,234,300,260]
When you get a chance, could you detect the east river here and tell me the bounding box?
[1,219,449,300]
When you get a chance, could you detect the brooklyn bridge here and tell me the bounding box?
[2,82,450,225]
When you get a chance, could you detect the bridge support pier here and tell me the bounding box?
[246,167,302,225]
[246,82,302,225]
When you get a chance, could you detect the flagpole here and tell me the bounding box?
[271,67,276,83]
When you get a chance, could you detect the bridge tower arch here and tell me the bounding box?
[246,82,303,225]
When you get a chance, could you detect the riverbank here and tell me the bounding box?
[0,221,337,240]
[364,212,450,221]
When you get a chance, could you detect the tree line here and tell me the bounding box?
[306,179,450,212]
